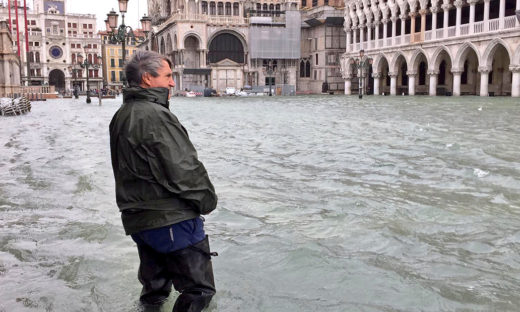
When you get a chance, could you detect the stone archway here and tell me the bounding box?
[208,31,245,64]
[409,49,429,95]
[482,41,512,96]
[391,54,407,95]
[453,43,480,96]
[49,69,65,92]
[373,55,390,96]
[184,35,200,68]
[430,47,453,96]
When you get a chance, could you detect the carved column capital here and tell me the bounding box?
[467,0,479,5]
[372,72,382,79]
[419,9,428,16]
[427,70,440,76]
[391,15,399,23]
[388,72,398,78]
[509,66,520,73]
[441,4,452,11]
[478,66,491,74]
[409,12,417,18]
[454,0,464,8]
[451,68,464,75]
[430,6,440,14]
[406,71,418,76]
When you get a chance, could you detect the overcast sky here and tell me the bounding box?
[66,0,148,31]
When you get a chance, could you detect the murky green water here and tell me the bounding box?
[1,95,519,311]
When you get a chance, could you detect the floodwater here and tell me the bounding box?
[1,94,519,312]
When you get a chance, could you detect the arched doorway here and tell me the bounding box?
[208,32,245,64]
[184,35,200,68]
[375,56,390,95]
[485,43,511,96]
[431,48,453,96]
[457,46,480,95]
[393,54,407,95]
[410,50,429,95]
[49,69,65,92]
[208,32,246,92]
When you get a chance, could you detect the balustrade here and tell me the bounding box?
[448,26,456,37]
[504,16,516,29]
[488,18,499,31]
[436,29,444,39]
[460,24,469,35]
[474,21,484,33]
[424,31,432,41]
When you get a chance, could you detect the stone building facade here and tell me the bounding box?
[340,0,520,97]
[144,0,300,94]
[299,0,345,94]
[0,0,103,93]
[0,20,21,95]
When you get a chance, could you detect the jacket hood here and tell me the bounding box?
[123,87,170,108]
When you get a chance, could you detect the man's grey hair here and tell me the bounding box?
[125,50,172,87]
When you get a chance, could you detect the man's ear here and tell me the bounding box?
[141,72,151,87]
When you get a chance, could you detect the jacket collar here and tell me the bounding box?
[123,87,170,109]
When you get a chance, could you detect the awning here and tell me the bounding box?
[304,18,322,27]
[325,17,344,26]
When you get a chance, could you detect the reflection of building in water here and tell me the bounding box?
[144,0,300,94]
[0,0,102,93]
[340,0,520,97]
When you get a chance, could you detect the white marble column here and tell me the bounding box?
[400,15,406,43]
[517,0,520,27]
[407,72,417,95]
[511,66,520,97]
[499,0,505,29]
[390,73,397,95]
[383,20,388,47]
[374,21,380,47]
[442,3,451,38]
[353,28,358,51]
[431,7,438,39]
[420,10,426,41]
[479,68,490,96]
[360,26,365,50]
[391,16,397,46]
[373,72,380,95]
[452,69,462,96]
[483,0,490,31]
[345,77,352,95]
[346,29,352,52]
[468,0,477,34]
[367,23,372,49]
[455,0,462,36]
[429,70,438,96]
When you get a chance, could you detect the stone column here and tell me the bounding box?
[360,26,365,50]
[367,23,372,49]
[468,0,477,34]
[346,28,352,52]
[345,77,352,95]
[479,67,490,96]
[382,20,388,46]
[353,27,358,50]
[517,0,520,27]
[391,16,397,46]
[407,71,417,95]
[428,70,438,96]
[483,0,490,31]
[373,72,381,95]
[431,7,438,39]
[374,21,380,48]
[410,12,416,43]
[400,15,406,43]
[389,73,397,95]
[442,3,451,38]
[455,0,462,36]
[452,69,463,96]
[510,66,520,97]
[420,9,427,41]
[499,0,505,29]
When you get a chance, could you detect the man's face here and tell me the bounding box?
[141,60,176,98]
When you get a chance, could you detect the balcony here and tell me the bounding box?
[347,16,519,53]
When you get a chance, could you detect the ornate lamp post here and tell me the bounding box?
[67,63,80,99]
[106,0,152,86]
[77,52,102,104]
[350,49,372,99]
[264,59,277,96]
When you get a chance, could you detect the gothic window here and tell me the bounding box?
[300,60,305,77]
[35,52,40,63]
[225,2,231,15]
[218,2,224,15]
[305,61,310,77]
[29,52,34,62]
[210,2,216,15]
[202,1,208,14]
[233,3,239,16]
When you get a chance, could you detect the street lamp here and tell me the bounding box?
[77,51,102,104]
[264,59,277,96]
[106,0,152,86]
[350,49,372,99]
[67,63,81,99]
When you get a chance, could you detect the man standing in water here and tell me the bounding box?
[109,50,218,311]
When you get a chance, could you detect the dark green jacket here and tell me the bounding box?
[109,87,217,235]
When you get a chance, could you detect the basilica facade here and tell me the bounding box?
[340,0,520,97]
[145,0,300,94]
